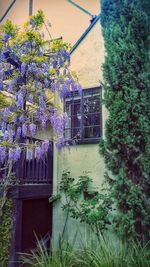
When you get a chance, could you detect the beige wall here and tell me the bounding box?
[0,0,100,45]
[71,22,104,87]
[52,18,107,243]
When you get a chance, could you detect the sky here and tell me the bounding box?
[0,0,100,45]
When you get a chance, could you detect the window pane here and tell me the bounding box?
[64,87,102,143]
[72,115,81,127]
[83,126,100,139]
[72,100,81,115]
[72,128,81,139]
[84,113,101,126]
[65,102,71,116]
[65,116,71,128]
[65,128,71,140]
[83,96,100,114]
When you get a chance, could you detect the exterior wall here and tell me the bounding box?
[0,0,107,244]
[53,20,107,244]
[0,0,100,45]
[71,22,104,87]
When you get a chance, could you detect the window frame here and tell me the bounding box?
[64,86,102,144]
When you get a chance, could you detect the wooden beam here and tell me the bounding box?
[29,0,33,16]
[8,184,52,199]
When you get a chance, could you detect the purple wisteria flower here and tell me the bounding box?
[71,83,77,91]
[40,116,47,129]
[21,62,27,76]
[44,78,49,87]
[4,33,10,43]
[8,106,14,112]
[35,146,43,160]
[41,140,49,153]
[7,124,12,131]
[29,123,36,137]
[53,60,57,69]
[51,82,56,92]
[39,97,46,109]
[0,80,3,90]
[3,132,9,141]
[0,146,6,163]
[14,116,19,125]
[8,129,14,143]
[31,63,38,74]
[17,127,22,137]
[1,122,6,134]
[17,93,24,109]
[19,114,26,123]
[30,18,34,27]
[7,81,14,92]
[61,84,69,98]
[28,94,33,103]
[0,71,3,80]
[22,124,27,138]
[50,113,65,135]
[26,149,33,161]
[55,136,65,150]
[14,147,21,161]
[4,108,10,119]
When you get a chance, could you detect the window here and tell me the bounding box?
[64,87,102,144]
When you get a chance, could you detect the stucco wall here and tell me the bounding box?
[0,0,100,46]
[53,20,107,243]
[71,22,104,87]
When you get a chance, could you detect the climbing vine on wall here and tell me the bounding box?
[0,197,12,266]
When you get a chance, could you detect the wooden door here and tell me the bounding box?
[22,198,52,253]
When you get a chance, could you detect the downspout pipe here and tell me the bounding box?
[0,0,17,23]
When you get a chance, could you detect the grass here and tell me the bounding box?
[20,237,79,267]
[20,235,150,267]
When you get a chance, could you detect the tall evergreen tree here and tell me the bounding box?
[100,0,150,241]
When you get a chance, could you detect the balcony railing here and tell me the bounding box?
[0,144,53,185]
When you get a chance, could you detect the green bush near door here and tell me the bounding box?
[0,198,13,267]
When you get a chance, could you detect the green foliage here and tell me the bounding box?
[50,171,112,239]
[20,235,150,267]
[50,39,71,53]
[0,19,18,37]
[100,0,150,241]
[20,237,79,267]
[0,93,9,109]
[31,9,45,28]
[0,20,18,49]
[0,198,12,266]
[78,237,150,267]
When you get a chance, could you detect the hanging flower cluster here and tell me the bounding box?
[0,11,81,164]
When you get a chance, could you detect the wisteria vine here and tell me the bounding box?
[0,11,81,169]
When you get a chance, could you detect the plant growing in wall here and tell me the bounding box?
[99,0,150,241]
[0,11,81,206]
[50,171,112,241]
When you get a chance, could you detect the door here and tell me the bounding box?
[22,198,52,253]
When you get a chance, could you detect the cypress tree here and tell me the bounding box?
[100,0,150,241]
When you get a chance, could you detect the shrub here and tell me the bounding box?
[0,198,12,266]
[100,0,150,241]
